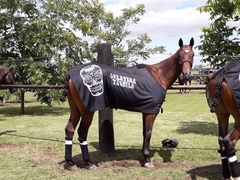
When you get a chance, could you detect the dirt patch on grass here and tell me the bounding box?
[42,147,60,162]
[0,142,33,150]
[0,102,18,106]
[0,142,62,164]
[97,159,186,169]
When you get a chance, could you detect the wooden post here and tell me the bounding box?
[20,90,25,114]
[97,43,115,153]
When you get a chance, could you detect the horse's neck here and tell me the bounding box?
[146,53,181,90]
[0,69,6,83]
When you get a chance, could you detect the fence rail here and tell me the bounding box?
[0,84,64,89]
[0,84,206,90]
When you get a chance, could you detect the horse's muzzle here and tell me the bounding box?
[182,69,191,77]
[181,71,191,80]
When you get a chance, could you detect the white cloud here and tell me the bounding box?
[129,7,209,39]
[100,0,210,65]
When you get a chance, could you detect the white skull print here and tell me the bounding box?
[80,65,104,96]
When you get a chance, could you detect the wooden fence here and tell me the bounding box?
[0,84,206,90]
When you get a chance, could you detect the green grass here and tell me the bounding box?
[0,90,239,180]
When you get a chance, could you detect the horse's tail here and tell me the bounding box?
[60,74,70,102]
[210,74,225,113]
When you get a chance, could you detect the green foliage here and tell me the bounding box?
[197,0,240,68]
[0,0,165,106]
[93,4,165,66]
[0,89,15,101]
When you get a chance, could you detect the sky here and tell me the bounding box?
[100,0,211,66]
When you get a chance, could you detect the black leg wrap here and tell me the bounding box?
[79,138,91,163]
[229,160,240,177]
[228,152,240,177]
[218,150,231,179]
[65,145,72,162]
[65,138,73,162]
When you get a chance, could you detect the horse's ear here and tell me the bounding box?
[178,38,183,47]
[189,37,194,47]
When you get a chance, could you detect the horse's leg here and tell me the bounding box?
[64,86,81,170]
[184,82,187,93]
[179,81,184,93]
[215,102,231,179]
[220,82,240,179]
[142,113,157,167]
[68,79,97,170]
[77,112,96,170]
[208,80,231,179]
[188,80,191,92]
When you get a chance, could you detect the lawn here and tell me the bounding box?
[0,90,239,180]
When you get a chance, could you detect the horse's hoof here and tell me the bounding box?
[231,176,240,180]
[224,177,239,180]
[144,162,154,168]
[86,163,97,170]
[67,164,78,171]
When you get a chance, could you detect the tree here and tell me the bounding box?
[193,64,204,71]
[0,0,165,108]
[0,0,94,109]
[197,0,240,68]
[89,4,165,67]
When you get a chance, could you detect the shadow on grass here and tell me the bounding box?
[62,141,177,169]
[158,148,173,162]
[0,105,69,118]
[186,164,231,180]
[177,120,218,136]
[177,120,235,136]
[68,146,170,169]
[0,130,17,136]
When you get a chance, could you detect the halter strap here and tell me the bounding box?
[179,60,192,67]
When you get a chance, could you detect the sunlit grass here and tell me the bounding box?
[0,91,239,180]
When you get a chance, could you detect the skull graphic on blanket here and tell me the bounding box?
[80,65,104,96]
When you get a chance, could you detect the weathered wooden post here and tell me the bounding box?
[97,43,115,153]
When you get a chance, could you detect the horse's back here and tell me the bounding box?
[68,79,92,116]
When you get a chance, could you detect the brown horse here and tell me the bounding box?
[206,60,240,180]
[60,38,195,170]
[0,66,15,93]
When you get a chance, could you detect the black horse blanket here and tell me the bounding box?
[207,60,240,112]
[68,63,166,114]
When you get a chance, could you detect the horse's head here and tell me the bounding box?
[178,38,194,78]
[0,66,16,93]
